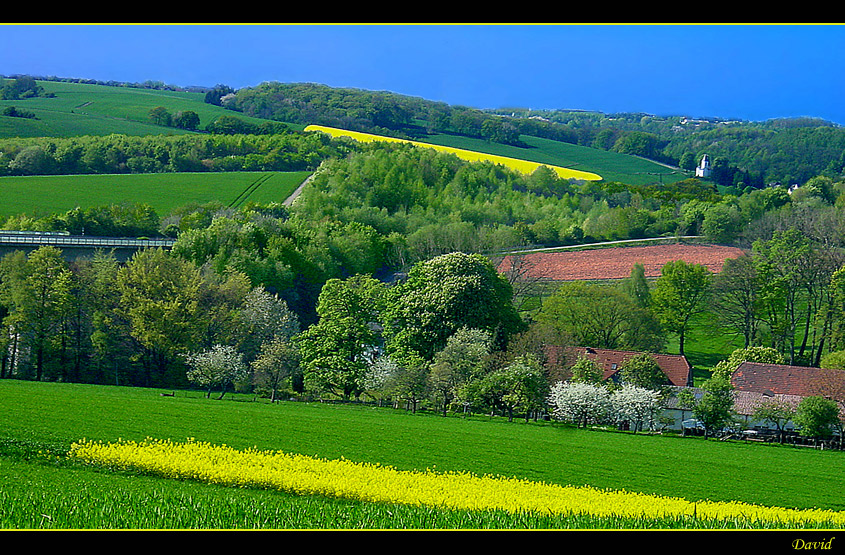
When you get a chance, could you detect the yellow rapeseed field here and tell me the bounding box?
[304,124,603,182]
[69,438,845,527]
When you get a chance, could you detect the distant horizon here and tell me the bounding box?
[3,24,845,125]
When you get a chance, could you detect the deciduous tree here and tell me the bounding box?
[117,248,204,387]
[429,327,492,416]
[611,384,662,433]
[793,395,840,441]
[298,277,379,400]
[382,252,524,362]
[548,381,611,428]
[651,260,711,357]
[185,344,248,399]
[251,335,300,402]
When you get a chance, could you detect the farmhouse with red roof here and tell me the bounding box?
[731,361,845,400]
[547,345,693,387]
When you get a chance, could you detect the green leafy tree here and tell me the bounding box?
[251,335,300,402]
[752,400,796,444]
[752,229,811,362]
[622,262,651,309]
[387,350,430,413]
[793,396,840,440]
[651,260,711,357]
[700,203,743,243]
[148,106,172,126]
[569,356,603,384]
[711,346,785,380]
[1,75,44,100]
[493,355,549,422]
[81,250,129,385]
[298,277,378,400]
[173,110,200,130]
[825,266,845,353]
[116,248,204,387]
[382,252,524,362]
[538,280,663,352]
[620,353,669,390]
[8,246,74,381]
[711,254,761,348]
[428,328,492,416]
[678,376,735,438]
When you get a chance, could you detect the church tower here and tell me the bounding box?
[695,154,712,178]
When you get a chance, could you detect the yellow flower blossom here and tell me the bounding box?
[69,438,844,527]
[304,124,603,181]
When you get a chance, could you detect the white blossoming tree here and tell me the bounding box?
[186,344,248,400]
[610,384,662,433]
[548,381,611,428]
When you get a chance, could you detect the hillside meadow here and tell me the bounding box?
[0,80,279,138]
[0,171,309,218]
[304,124,603,181]
[1,379,843,529]
[425,132,686,187]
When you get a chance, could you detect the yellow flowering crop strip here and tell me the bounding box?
[69,438,844,527]
[305,124,603,182]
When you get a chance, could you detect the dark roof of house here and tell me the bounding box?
[663,385,804,416]
[551,346,693,387]
[731,361,845,398]
[732,390,804,416]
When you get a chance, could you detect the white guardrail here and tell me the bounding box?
[0,232,176,248]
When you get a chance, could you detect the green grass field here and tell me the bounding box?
[0,171,310,218]
[0,80,284,138]
[0,379,842,529]
[423,133,686,187]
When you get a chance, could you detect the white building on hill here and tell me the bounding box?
[695,154,712,178]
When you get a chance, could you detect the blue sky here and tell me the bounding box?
[3,24,845,124]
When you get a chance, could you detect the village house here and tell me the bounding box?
[545,346,844,439]
[663,361,845,437]
[660,386,805,436]
[548,346,694,387]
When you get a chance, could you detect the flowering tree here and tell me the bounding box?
[185,344,248,400]
[251,336,300,402]
[548,381,611,428]
[238,287,300,363]
[610,384,661,433]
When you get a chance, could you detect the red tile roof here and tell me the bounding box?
[731,361,845,398]
[548,346,693,387]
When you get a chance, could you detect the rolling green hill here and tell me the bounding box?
[422,132,687,187]
[0,79,689,188]
[0,79,289,138]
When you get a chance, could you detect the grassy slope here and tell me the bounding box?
[422,133,687,187]
[0,171,310,218]
[0,80,279,137]
[1,379,842,513]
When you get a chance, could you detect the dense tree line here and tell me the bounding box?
[0,130,353,176]
[0,218,842,437]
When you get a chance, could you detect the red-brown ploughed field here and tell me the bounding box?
[497,243,746,281]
